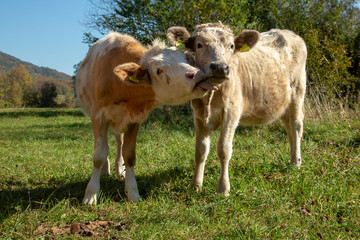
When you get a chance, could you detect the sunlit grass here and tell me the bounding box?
[0,107,359,239]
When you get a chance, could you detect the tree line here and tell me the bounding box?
[0,65,73,107]
[83,0,360,106]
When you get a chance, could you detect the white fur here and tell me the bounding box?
[189,27,307,195]
[125,167,140,202]
[82,166,101,205]
[114,133,126,179]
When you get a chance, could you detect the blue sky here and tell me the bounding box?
[0,0,100,76]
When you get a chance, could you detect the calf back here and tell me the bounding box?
[76,33,148,116]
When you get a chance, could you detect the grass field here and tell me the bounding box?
[0,107,359,239]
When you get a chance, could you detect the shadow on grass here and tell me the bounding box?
[0,108,85,118]
[0,166,188,223]
[1,122,93,141]
[348,135,360,147]
[1,107,195,135]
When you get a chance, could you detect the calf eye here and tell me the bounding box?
[230,44,234,49]
[156,69,163,75]
[197,43,202,49]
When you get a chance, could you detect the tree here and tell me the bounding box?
[11,64,33,92]
[83,0,360,103]
[7,81,23,107]
[23,85,41,107]
[40,82,57,107]
[84,0,249,44]
[0,65,35,107]
[0,71,6,105]
[2,65,34,107]
[267,0,360,100]
[72,62,81,98]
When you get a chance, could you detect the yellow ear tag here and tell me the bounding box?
[176,39,186,51]
[239,44,250,52]
[129,76,139,83]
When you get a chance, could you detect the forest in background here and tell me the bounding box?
[84,0,360,109]
[0,51,74,107]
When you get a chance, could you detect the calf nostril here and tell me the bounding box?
[186,72,195,79]
[210,63,230,76]
[210,63,217,71]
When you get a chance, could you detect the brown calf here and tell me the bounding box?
[77,32,215,204]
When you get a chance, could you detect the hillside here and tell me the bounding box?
[0,51,72,81]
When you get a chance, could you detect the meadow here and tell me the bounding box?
[0,106,359,239]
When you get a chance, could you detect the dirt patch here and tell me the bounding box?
[35,220,129,238]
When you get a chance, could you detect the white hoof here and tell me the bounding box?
[291,158,302,168]
[83,177,100,205]
[125,167,140,202]
[218,180,230,196]
[192,181,203,193]
[82,190,98,205]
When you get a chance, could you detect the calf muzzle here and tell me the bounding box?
[209,63,229,77]
[203,62,230,86]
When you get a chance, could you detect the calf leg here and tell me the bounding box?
[281,111,294,162]
[122,123,141,202]
[114,133,126,179]
[83,116,109,205]
[290,101,304,167]
[192,116,212,192]
[216,114,240,196]
[101,157,111,176]
[282,101,305,167]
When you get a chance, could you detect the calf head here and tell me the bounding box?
[167,23,260,87]
[114,39,216,105]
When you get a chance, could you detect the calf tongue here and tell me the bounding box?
[196,81,218,91]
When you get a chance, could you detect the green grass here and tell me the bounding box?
[0,107,359,239]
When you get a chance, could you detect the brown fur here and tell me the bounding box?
[78,35,151,120]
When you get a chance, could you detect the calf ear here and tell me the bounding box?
[114,63,151,86]
[167,26,191,45]
[167,26,194,51]
[234,30,260,52]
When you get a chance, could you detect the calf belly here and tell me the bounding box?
[239,101,289,126]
